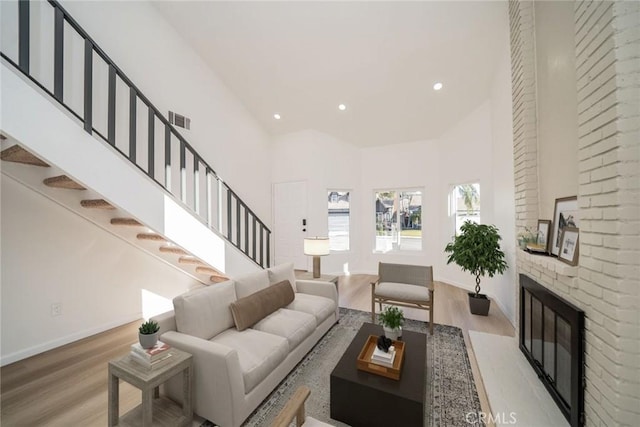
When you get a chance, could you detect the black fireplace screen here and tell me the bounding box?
[520,274,584,427]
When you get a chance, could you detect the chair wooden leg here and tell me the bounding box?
[429,306,434,335]
[371,298,376,323]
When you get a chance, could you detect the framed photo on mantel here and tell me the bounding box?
[537,219,551,253]
[559,227,580,265]
[551,196,578,257]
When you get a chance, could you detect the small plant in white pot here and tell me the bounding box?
[379,306,405,340]
[138,320,160,349]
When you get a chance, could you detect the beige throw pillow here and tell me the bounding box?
[230,280,295,331]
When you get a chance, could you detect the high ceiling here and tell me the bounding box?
[153,1,508,147]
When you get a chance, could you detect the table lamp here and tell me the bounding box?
[304,237,330,278]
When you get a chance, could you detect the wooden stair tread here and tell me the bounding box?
[195,266,223,275]
[136,233,166,242]
[210,275,229,283]
[110,218,142,226]
[43,175,86,190]
[80,199,115,210]
[159,246,188,255]
[1,145,50,167]
[178,257,204,265]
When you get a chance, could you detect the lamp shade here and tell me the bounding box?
[304,237,330,256]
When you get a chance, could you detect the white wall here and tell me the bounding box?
[359,139,441,273]
[272,130,361,274]
[0,175,200,365]
[9,0,274,225]
[534,0,579,219]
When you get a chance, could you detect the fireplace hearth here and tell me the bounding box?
[520,274,584,427]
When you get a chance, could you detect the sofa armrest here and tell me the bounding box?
[160,330,245,427]
[151,310,177,335]
[296,280,338,303]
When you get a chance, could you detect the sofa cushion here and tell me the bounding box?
[376,282,431,302]
[234,269,270,299]
[253,308,316,350]
[173,280,237,340]
[267,262,297,292]
[230,280,295,331]
[286,293,336,324]
[211,328,288,394]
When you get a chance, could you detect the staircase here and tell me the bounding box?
[0,0,271,281]
[1,143,229,285]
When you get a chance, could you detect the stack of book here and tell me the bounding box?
[130,341,172,370]
[371,346,396,368]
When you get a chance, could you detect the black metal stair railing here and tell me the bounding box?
[1,0,270,268]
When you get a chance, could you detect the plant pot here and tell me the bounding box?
[139,332,159,349]
[468,293,491,316]
[383,326,402,341]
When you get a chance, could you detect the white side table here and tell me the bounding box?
[108,347,193,427]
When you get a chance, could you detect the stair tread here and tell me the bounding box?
[178,257,204,265]
[43,175,86,190]
[136,233,166,242]
[159,246,188,255]
[80,199,115,209]
[210,275,229,283]
[1,145,50,167]
[110,218,142,226]
[195,266,223,275]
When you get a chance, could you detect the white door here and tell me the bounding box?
[273,181,308,269]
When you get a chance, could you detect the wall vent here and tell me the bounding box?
[169,111,191,130]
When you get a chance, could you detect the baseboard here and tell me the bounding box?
[0,313,141,366]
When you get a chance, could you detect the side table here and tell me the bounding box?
[108,347,193,427]
[296,272,339,287]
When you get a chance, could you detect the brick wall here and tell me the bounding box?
[574,1,640,424]
[509,0,640,425]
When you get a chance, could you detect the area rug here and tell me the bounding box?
[202,308,484,426]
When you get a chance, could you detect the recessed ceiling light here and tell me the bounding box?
[338,104,347,111]
[433,82,443,91]
[273,113,281,120]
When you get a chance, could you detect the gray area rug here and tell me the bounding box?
[202,308,484,426]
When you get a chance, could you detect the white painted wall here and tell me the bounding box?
[489,13,517,326]
[359,139,441,273]
[272,130,361,274]
[534,1,579,219]
[0,175,200,365]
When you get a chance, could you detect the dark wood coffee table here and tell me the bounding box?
[330,322,426,427]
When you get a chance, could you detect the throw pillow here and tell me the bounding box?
[267,262,297,292]
[230,280,295,331]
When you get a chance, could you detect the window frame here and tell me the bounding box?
[327,189,351,252]
[449,182,481,236]
[373,187,423,254]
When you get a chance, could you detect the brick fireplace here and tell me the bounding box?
[509,1,639,425]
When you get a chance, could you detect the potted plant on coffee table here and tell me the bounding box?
[379,306,404,340]
[444,221,508,316]
[139,319,160,349]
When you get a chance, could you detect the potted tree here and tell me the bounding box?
[379,306,405,340]
[444,221,508,316]
[138,319,160,349]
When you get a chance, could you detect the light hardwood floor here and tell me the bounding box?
[1,275,514,426]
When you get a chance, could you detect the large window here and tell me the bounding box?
[450,183,480,235]
[374,189,422,252]
[328,191,350,251]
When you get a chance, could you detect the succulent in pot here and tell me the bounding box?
[138,319,160,349]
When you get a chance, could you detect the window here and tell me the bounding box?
[374,189,422,252]
[328,191,350,251]
[450,183,480,235]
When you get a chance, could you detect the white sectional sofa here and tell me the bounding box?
[151,263,338,427]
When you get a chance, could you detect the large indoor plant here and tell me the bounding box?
[444,221,507,316]
[379,305,405,340]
